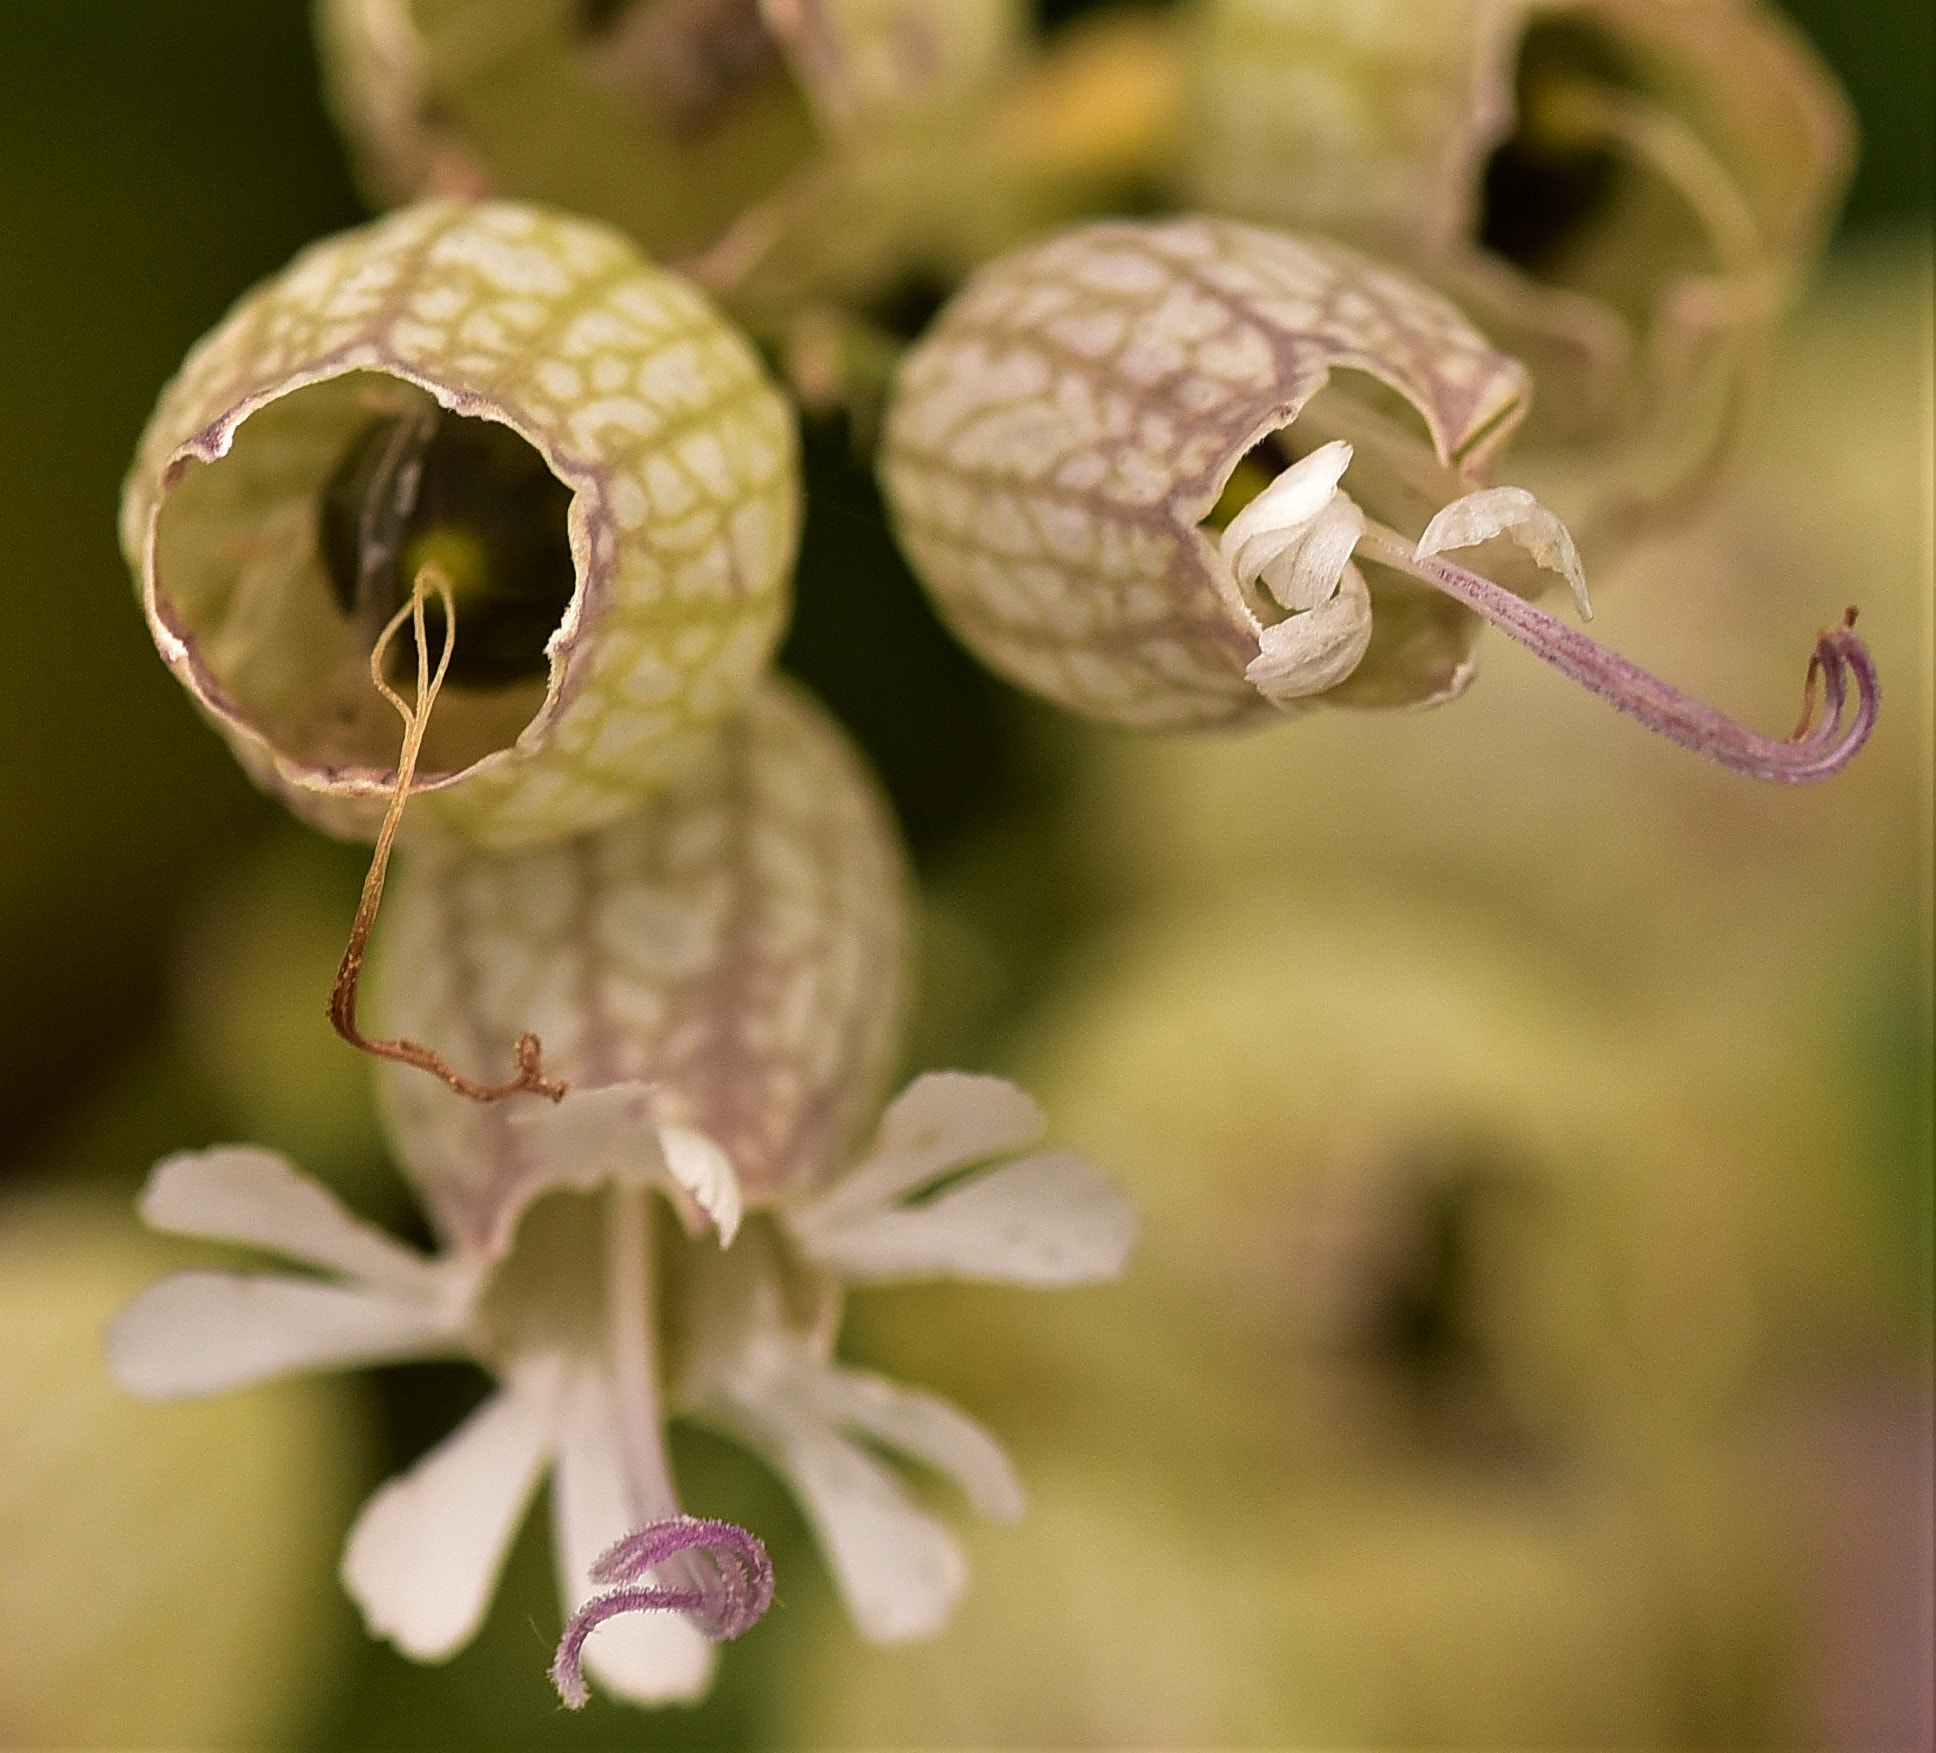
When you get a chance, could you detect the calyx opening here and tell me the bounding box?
[1480,18,1633,275]
[319,405,577,691]
[153,373,573,785]
[1477,14,1764,307]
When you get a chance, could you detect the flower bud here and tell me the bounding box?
[368,679,908,1257]
[317,0,1027,328]
[879,215,1533,728]
[122,200,799,849]
[1182,0,1851,531]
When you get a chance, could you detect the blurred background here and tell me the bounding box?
[0,1,1928,1747]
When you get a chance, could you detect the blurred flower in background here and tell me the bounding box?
[0,0,1927,1748]
[0,1188,365,1748]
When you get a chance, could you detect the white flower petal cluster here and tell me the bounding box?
[1222,441,1376,703]
[109,1072,1134,1706]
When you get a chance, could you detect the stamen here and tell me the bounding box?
[1356,522,1878,785]
[549,1517,775,1709]
[326,566,568,1102]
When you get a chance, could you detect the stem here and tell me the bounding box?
[326,566,566,1104]
[1357,522,1878,785]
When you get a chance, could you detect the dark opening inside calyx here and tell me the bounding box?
[319,408,578,691]
[1479,17,1634,273]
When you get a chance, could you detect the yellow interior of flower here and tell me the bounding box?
[152,372,568,782]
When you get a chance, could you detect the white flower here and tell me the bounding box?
[1221,440,1376,703]
[108,1071,1134,1708]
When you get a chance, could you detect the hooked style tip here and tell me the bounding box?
[1359,526,1880,787]
[549,1516,775,1710]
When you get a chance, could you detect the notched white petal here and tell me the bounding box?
[1418,486,1592,619]
[506,1085,742,1242]
[714,1395,967,1644]
[801,1072,1046,1228]
[1220,440,1359,608]
[658,1126,743,1246]
[1261,493,1370,615]
[803,1150,1138,1289]
[1244,564,1375,702]
[138,1146,437,1294]
[341,1358,566,1661]
[794,1363,1025,1523]
[107,1272,461,1400]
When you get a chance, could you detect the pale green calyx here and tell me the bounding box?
[367,681,909,1257]
[879,216,1533,729]
[121,200,799,850]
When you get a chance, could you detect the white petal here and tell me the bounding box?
[798,1150,1137,1289]
[1418,486,1592,619]
[341,1359,564,1661]
[1256,493,1368,614]
[713,1394,966,1644]
[107,1272,461,1400]
[1245,562,1375,702]
[659,1126,742,1246]
[509,1084,744,1243]
[798,1072,1045,1230]
[793,1364,1025,1522]
[507,1080,668,1198]
[1219,438,1355,584]
[552,1366,716,1705]
[139,1147,438,1294]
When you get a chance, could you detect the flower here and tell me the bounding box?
[121,199,798,850]
[107,680,1135,1706]
[316,0,1032,334]
[107,1070,1133,1706]
[1181,0,1852,538]
[879,216,1875,783]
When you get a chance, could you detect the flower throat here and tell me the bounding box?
[320,407,578,690]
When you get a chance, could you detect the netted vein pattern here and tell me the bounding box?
[370,682,908,1256]
[880,216,1528,728]
[123,200,798,849]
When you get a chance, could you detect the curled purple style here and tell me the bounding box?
[549,1516,776,1709]
[1357,526,1880,785]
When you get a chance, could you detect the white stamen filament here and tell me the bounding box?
[607,1185,679,1525]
